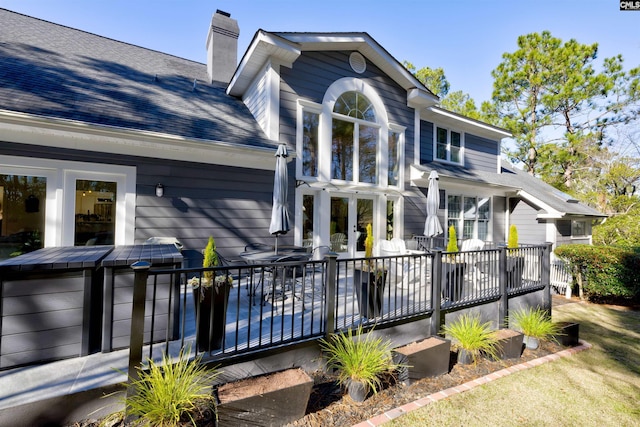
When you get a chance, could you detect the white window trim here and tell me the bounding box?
[433,126,465,165]
[296,99,323,183]
[445,192,493,241]
[1,155,135,247]
[571,219,588,239]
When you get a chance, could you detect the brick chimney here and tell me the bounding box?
[206,10,239,84]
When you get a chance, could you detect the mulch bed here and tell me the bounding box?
[68,340,565,427]
[287,340,564,427]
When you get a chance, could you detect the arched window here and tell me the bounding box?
[331,91,379,184]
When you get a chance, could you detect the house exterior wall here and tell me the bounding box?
[493,196,507,243]
[509,198,546,244]
[556,219,591,247]
[243,62,270,136]
[464,134,499,172]
[419,121,434,164]
[0,141,282,257]
[279,51,415,151]
[419,123,498,174]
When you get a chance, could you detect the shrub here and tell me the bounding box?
[507,225,518,249]
[115,348,219,426]
[319,326,398,395]
[203,236,218,281]
[446,225,459,253]
[555,244,640,303]
[441,313,498,364]
[509,307,560,341]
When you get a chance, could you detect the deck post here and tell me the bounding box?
[324,252,338,338]
[542,242,553,315]
[126,261,151,407]
[430,250,443,336]
[498,247,508,327]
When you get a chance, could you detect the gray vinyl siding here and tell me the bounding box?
[509,198,546,244]
[404,188,428,238]
[420,120,434,164]
[418,122,498,174]
[279,50,415,160]
[493,196,506,243]
[0,142,284,258]
[555,219,591,247]
[243,63,269,134]
[464,133,499,172]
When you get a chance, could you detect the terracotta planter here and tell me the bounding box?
[216,368,313,426]
[442,261,467,302]
[353,268,387,319]
[193,280,231,352]
[393,336,451,383]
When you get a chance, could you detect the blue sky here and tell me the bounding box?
[1,0,638,104]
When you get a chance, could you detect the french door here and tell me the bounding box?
[329,194,374,257]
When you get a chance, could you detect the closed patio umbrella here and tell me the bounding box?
[269,144,291,253]
[424,170,443,248]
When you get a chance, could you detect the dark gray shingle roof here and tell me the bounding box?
[0,9,276,149]
[415,162,604,218]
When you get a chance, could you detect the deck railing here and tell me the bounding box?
[126,243,551,367]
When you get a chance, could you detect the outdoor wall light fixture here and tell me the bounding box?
[155,183,164,197]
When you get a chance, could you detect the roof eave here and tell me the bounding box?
[423,106,511,140]
[0,109,282,170]
[227,30,302,97]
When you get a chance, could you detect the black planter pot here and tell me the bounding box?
[507,256,525,289]
[353,268,387,319]
[442,261,467,302]
[193,282,231,352]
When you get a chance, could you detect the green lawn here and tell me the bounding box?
[389,301,640,427]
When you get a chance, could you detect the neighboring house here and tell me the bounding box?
[0,8,603,261]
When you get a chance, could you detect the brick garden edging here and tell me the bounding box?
[353,340,592,427]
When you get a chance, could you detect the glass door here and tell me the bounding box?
[330,194,374,257]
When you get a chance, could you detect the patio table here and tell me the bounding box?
[239,248,311,303]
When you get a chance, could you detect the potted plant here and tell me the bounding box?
[189,236,233,352]
[509,307,561,349]
[319,326,400,402]
[506,224,524,288]
[353,224,387,318]
[442,225,467,302]
[441,313,499,365]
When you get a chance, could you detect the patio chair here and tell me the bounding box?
[377,238,428,289]
[459,239,486,291]
[330,233,346,252]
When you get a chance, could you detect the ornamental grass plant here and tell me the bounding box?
[319,326,398,395]
[509,306,561,342]
[441,313,498,364]
[110,347,219,426]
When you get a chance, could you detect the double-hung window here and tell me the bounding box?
[447,195,491,240]
[435,126,462,164]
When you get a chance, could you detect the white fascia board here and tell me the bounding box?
[516,189,564,219]
[408,88,439,109]
[0,110,280,170]
[227,31,301,97]
[424,107,511,140]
